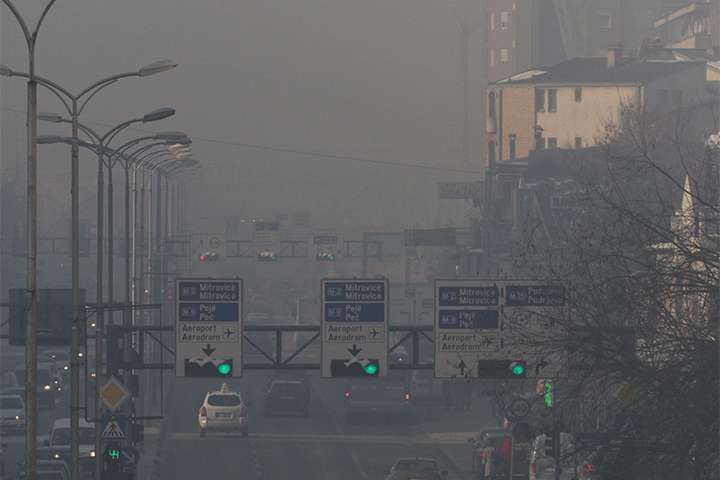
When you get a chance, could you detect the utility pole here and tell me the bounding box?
[94,150,105,480]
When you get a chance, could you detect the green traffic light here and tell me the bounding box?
[512,363,525,376]
[363,363,378,375]
[217,363,231,375]
[109,449,120,460]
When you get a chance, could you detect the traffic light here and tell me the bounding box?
[477,360,528,379]
[217,361,232,376]
[542,379,554,407]
[103,443,122,473]
[199,251,219,262]
[330,359,379,377]
[257,250,278,262]
[316,252,337,262]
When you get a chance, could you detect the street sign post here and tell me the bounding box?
[434,280,567,379]
[433,280,500,378]
[176,278,243,378]
[321,279,389,377]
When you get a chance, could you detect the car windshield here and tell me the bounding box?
[207,394,241,406]
[0,397,23,409]
[52,428,94,446]
[270,383,305,396]
[395,460,438,472]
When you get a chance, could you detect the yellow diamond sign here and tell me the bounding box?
[101,376,130,411]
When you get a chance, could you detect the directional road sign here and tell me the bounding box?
[101,376,131,412]
[434,280,500,378]
[176,278,243,377]
[321,279,389,377]
[434,279,567,379]
[501,282,567,378]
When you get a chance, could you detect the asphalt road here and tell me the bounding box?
[158,371,498,480]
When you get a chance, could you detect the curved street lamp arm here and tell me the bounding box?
[52,118,102,144]
[77,79,117,116]
[1,0,32,44]
[6,70,74,113]
[33,0,58,40]
[77,72,137,100]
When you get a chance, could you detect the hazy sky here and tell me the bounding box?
[1,0,487,233]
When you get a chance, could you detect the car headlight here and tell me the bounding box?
[15,415,23,421]
[43,385,51,391]
[53,453,61,459]
[63,365,69,371]
[89,450,95,458]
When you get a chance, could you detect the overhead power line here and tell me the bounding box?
[2,106,485,174]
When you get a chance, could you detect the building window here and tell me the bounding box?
[575,137,583,149]
[575,87,582,102]
[535,132,545,150]
[548,89,557,112]
[488,92,496,118]
[672,89,683,109]
[490,12,496,31]
[488,141,496,165]
[548,137,558,149]
[500,11,509,30]
[535,89,545,112]
[500,48,509,63]
[657,89,669,110]
[598,13,612,29]
[509,134,517,160]
[490,49,495,67]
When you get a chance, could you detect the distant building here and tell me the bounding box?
[486,47,708,163]
[652,1,719,57]
[486,0,565,82]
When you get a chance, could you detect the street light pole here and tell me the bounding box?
[0,2,57,477]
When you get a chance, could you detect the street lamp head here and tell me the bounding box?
[138,60,178,77]
[142,107,175,123]
[154,131,187,141]
[38,112,65,123]
[36,135,70,145]
[0,64,14,77]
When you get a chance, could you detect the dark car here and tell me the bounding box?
[264,380,310,417]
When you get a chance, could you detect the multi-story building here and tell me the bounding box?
[486,0,671,82]
[486,47,708,163]
[653,1,719,57]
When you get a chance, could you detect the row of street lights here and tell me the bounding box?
[0,2,196,479]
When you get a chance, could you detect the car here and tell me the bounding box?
[15,456,71,480]
[14,366,55,408]
[38,362,64,398]
[343,378,412,423]
[0,394,25,434]
[470,428,512,478]
[385,457,448,480]
[264,380,310,417]
[46,418,96,477]
[529,433,577,480]
[409,370,444,404]
[198,383,249,437]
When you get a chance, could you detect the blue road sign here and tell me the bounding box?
[176,278,243,378]
[321,279,389,377]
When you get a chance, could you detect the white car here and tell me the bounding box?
[0,394,25,434]
[198,383,249,437]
